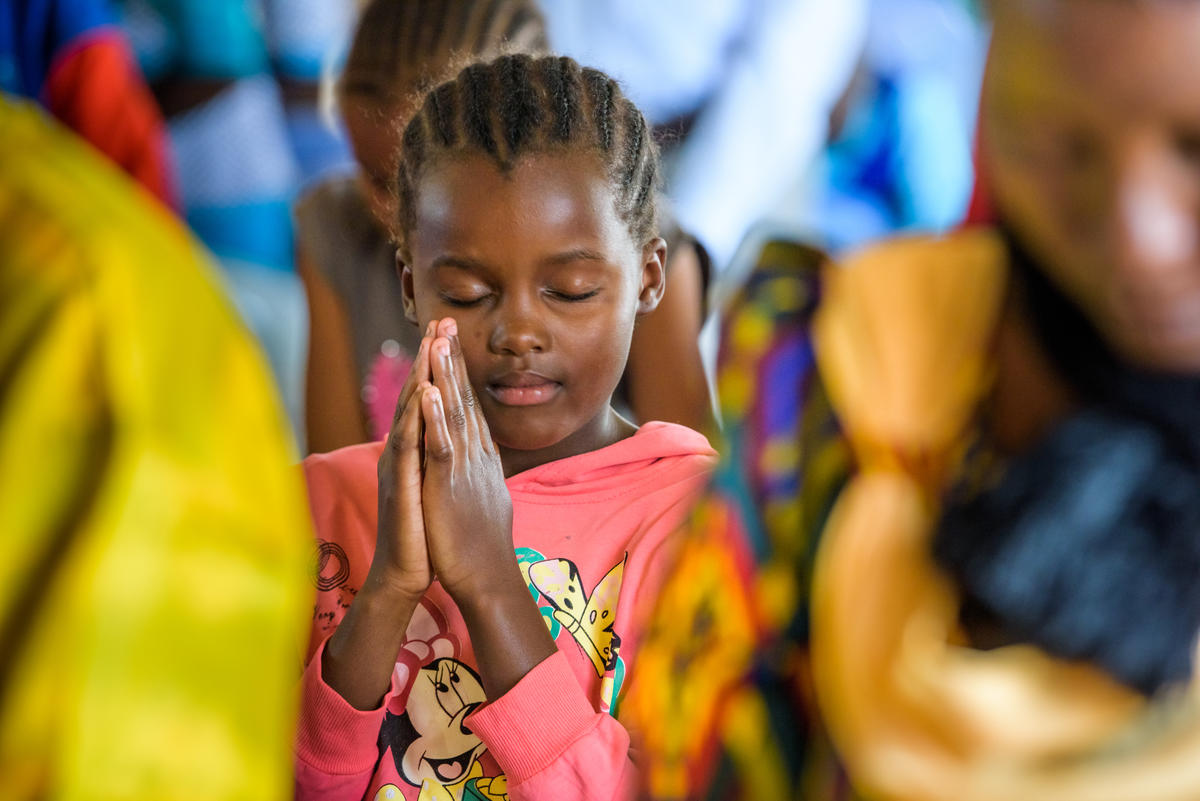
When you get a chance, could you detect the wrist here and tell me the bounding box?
[450,557,557,699]
[446,558,528,613]
[359,565,427,617]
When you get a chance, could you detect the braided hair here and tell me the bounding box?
[396,54,661,251]
[339,0,548,111]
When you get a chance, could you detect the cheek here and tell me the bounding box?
[577,310,637,380]
[988,148,1105,295]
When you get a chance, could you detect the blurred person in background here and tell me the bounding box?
[117,0,358,443]
[0,98,312,800]
[0,0,176,207]
[300,0,712,454]
[540,0,869,273]
[627,0,1200,798]
[296,0,547,453]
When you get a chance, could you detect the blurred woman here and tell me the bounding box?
[629,2,1200,798]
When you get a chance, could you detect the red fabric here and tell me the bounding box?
[44,32,177,210]
[965,137,994,226]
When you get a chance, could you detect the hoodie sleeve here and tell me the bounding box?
[294,636,398,801]
[465,651,638,801]
[464,508,704,801]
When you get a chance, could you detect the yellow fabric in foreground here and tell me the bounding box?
[811,232,1200,801]
[0,101,314,800]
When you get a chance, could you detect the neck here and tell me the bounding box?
[497,406,636,478]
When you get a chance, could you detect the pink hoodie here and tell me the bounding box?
[297,422,716,801]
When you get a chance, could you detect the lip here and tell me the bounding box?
[486,371,562,407]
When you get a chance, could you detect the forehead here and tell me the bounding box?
[408,151,634,267]
[989,1,1200,119]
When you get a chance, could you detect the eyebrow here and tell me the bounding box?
[541,248,608,267]
[430,249,609,273]
[430,255,493,273]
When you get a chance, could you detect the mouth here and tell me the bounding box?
[486,371,562,407]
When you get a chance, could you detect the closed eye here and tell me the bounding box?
[547,289,600,302]
[439,292,490,307]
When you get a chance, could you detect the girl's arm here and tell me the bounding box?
[298,248,371,453]
[322,337,437,707]
[294,332,437,799]
[419,326,641,800]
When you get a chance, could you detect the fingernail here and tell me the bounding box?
[425,320,436,336]
[436,339,450,359]
[445,319,457,337]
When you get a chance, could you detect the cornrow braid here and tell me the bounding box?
[396,54,661,251]
[339,0,548,109]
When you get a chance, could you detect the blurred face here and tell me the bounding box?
[343,96,405,231]
[983,0,1200,371]
[402,151,664,461]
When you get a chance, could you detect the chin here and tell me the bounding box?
[1113,331,1200,375]
[488,420,573,453]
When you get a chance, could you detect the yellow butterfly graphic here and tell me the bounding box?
[529,555,626,676]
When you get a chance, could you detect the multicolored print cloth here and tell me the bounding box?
[627,240,858,801]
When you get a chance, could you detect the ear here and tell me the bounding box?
[397,249,419,325]
[636,237,667,316]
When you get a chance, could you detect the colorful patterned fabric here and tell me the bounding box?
[627,239,855,800]
[0,99,313,801]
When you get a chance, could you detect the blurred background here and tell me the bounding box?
[1,0,988,447]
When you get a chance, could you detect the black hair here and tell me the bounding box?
[340,0,548,109]
[395,53,661,251]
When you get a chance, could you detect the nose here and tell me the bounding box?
[1110,144,1197,286]
[488,292,549,356]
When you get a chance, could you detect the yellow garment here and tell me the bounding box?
[811,232,1200,801]
[0,101,314,800]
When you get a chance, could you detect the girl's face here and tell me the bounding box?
[983,0,1200,372]
[401,151,665,464]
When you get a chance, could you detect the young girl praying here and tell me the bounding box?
[295,54,717,801]
[298,0,712,454]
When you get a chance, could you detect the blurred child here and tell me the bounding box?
[295,54,717,800]
[297,0,711,454]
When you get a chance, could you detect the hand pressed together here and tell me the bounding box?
[342,317,552,706]
[419,318,516,604]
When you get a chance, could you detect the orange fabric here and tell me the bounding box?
[44,34,177,210]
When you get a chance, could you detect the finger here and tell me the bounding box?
[391,321,436,429]
[421,385,454,465]
[395,380,428,554]
[444,319,493,448]
[431,335,473,447]
[387,380,428,462]
[379,382,423,516]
